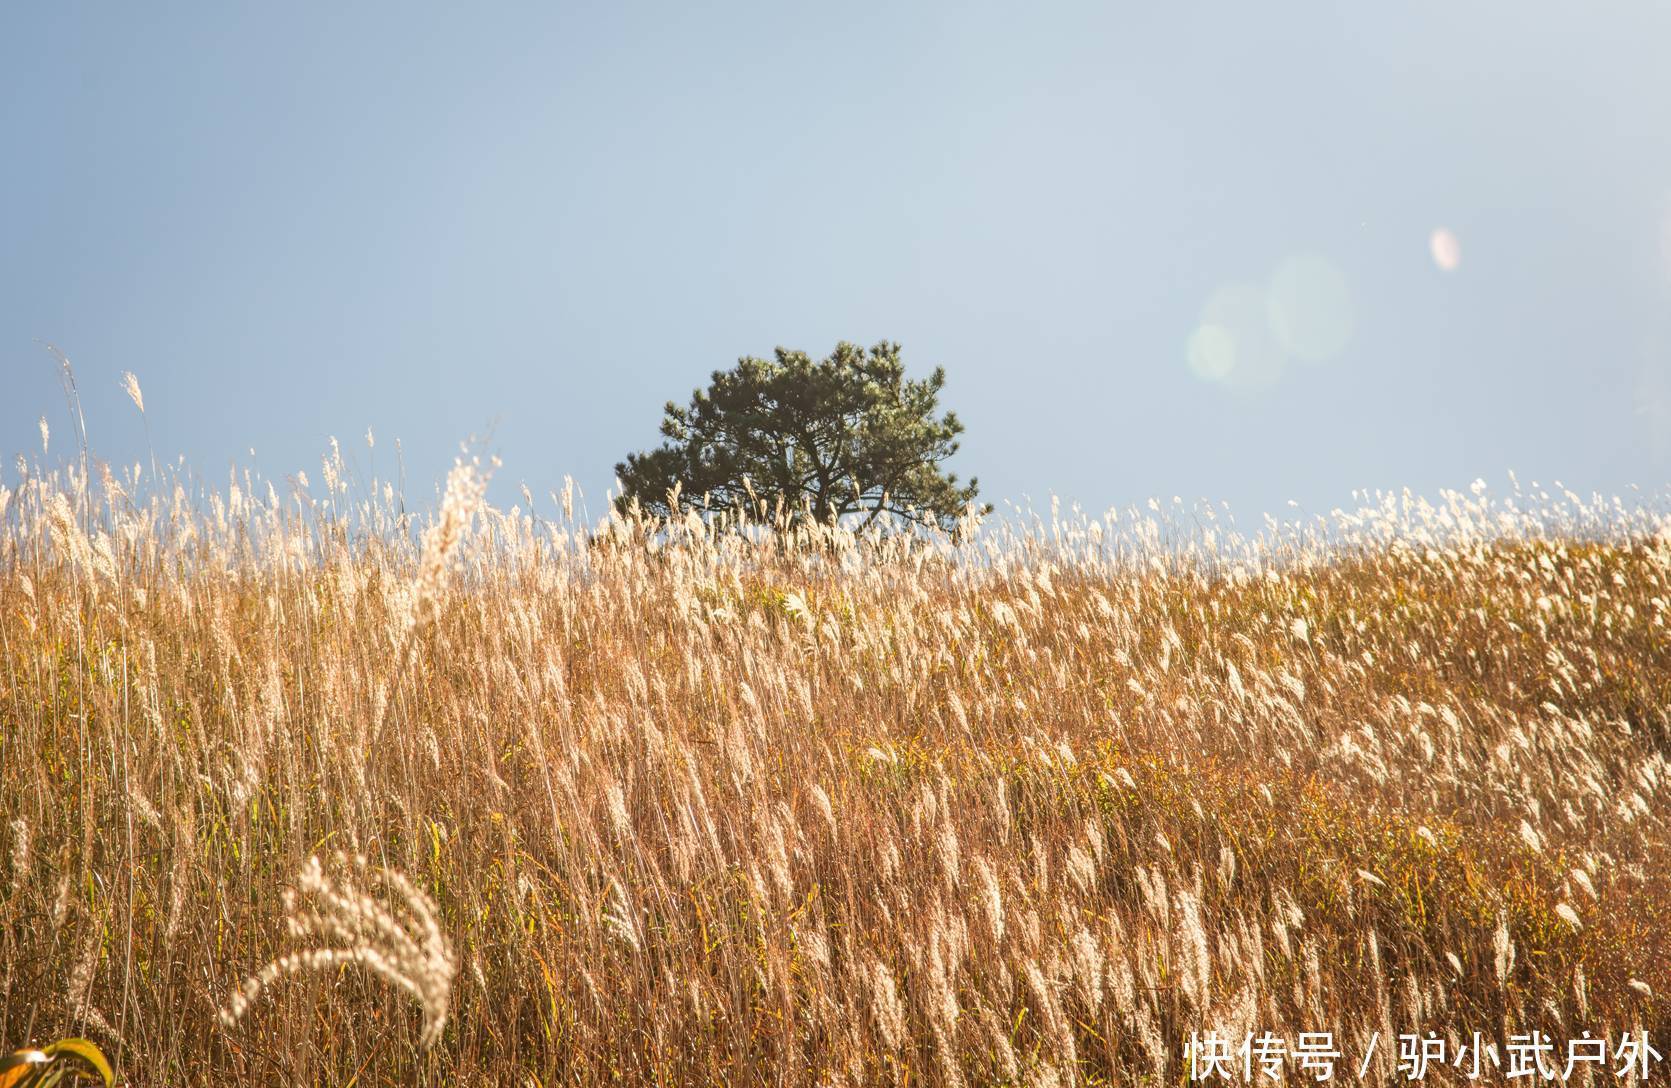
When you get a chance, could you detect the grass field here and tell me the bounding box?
[2,453,1669,1085]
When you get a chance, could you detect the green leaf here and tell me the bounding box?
[38,1040,113,1087]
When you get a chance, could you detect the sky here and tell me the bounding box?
[4,2,1671,526]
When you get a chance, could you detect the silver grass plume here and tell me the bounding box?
[219,852,456,1049]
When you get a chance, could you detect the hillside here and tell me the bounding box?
[2,463,1669,1085]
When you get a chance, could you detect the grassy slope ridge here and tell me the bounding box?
[1,461,1669,1085]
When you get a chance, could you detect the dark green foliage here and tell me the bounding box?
[616,341,987,530]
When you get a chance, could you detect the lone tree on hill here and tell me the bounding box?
[616,341,987,531]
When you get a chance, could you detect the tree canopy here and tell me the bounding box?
[616,341,986,531]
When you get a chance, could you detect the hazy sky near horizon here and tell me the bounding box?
[4,3,1671,524]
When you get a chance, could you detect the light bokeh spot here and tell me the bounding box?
[1430,227,1462,272]
[1186,323,1236,381]
[1266,253,1354,363]
[1187,282,1287,388]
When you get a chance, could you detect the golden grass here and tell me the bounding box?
[1,456,1669,1085]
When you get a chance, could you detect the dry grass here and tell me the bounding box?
[1,447,1669,1085]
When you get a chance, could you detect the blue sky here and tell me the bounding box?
[4,3,1669,523]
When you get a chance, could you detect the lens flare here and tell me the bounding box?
[1430,228,1462,272]
[1267,253,1354,363]
[1186,283,1286,388]
[1186,323,1236,382]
